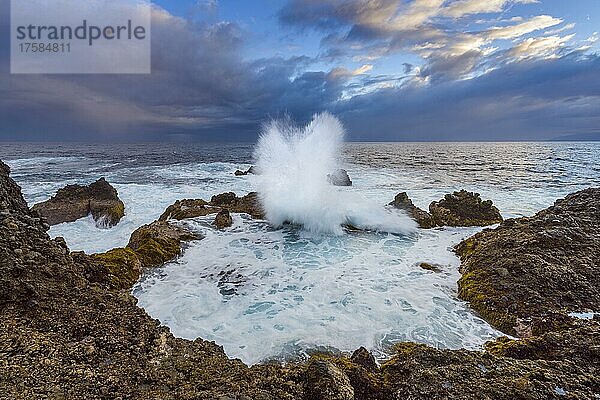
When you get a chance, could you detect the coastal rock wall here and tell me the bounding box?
[456,188,600,336]
[1,159,598,399]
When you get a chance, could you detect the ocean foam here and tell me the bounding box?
[254,113,416,235]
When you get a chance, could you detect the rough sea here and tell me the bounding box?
[2,141,599,364]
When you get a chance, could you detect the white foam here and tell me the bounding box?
[133,217,500,364]
[254,113,416,235]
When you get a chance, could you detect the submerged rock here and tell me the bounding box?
[158,198,218,221]
[429,190,502,227]
[213,209,233,229]
[389,192,435,228]
[418,262,442,273]
[455,188,600,336]
[127,220,202,268]
[32,177,125,227]
[327,169,352,186]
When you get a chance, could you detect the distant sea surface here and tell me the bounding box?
[1,141,599,364]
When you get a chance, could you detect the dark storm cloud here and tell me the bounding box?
[0,1,345,141]
[0,0,598,142]
[337,55,600,141]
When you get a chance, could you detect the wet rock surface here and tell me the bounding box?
[389,192,435,228]
[1,159,598,399]
[430,190,503,227]
[235,166,257,176]
[327,169,352,186]
[127,220,202,269]
[455,188,600,336]
[389,190,501,228]
[32,177,125,227]
[210,191,264,219]
[160,192,264,222]
[158,199,219,221]
[214,209,233,229]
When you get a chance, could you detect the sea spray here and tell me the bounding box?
[254,112,417,235]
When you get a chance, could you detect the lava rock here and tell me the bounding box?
[455,188,600,336]
[305,359,354,400]
[32,178,125,227]
[389,192,435,228]
[210,191,264,219]
[214,209,233,229]
[429,190,503,227]
[127,220,202,268]
[327,169,352,186]
[158,199,219,221]
[234,166,257,176]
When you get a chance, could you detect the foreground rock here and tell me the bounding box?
[32,177,125,227]
[430,190,502,227]
[456,188,600,337]
[327,169,352,186]
[1,159,598,399]
[388,192,435,228]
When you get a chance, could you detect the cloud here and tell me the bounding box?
[337,55,600,141]
[486,15,562,40]
[0,0,597,142]
[443,0,538,19]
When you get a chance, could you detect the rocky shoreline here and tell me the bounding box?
[1,159,598,399]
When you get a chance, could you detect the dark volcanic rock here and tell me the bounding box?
[1,158,599,399]
[127,220,202,268]
[158,198,218,221]
[327,169,352,186]
[389,192,435,228]
[213,209,233,229]
[455,188,600,336]
[210,191,264,219]
[234,166,257,176]
[429,190,503,227]
[32,177,125,227]
[305,359,354,400]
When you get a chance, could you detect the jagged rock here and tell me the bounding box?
[455,188,600,336]
[214,209,233,229]
[350,347,377,371]
[90,248,142,290]
[127,220,202,268]
[234,166,256,176]
[327,169,352,186]
[32,178,125,227]
[210,191,264,219]
[389,192,435,228]
[429,190,502,227]
[158,199,219,221]
[2,158,599,399]
[305,359,354,400]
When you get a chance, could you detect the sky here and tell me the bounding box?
[0,0,599,142]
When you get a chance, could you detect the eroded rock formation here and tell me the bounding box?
[32,177,125,227]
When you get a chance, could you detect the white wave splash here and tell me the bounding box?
[254,112,417,235]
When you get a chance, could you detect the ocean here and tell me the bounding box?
[2,140,599,364]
